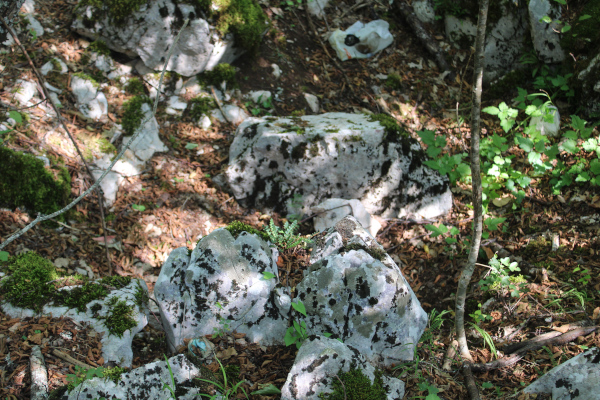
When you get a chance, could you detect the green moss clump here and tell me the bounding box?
[385,73,402,90]
[187,96,216,120]
[88,40,111,56]
[124,77,147,96]
[102,296,138,337]
[53,282,109,313]
[198,63,238,88]
[345,243,386,261]
[318,363,387,400]
[0,147,71,220]
[225,221,269,241]
[369,113,408,138]
[100,275,132,288]
[73,72,99,88]
[103,366,127,384]
[121,95,151,135]
[0,252,58,313]
[78,0,147,27]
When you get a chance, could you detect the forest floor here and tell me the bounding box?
[0,0,599,399]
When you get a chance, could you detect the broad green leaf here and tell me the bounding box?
[251,385,282,395]
[590,159,600,175]
[544,144,560,160]
[516,135,534,152]
[185,143,198,149]
[563,130,578,140]
[517,176,531,188]
[534,139,547,152]
[0,251,8,262]
[579,14,592,21]
[582,138,598,152]
[484,217,506,231]
[426,146,442,158]
[132,204,146,212]
[560,139,578,154]
[424,160,441,171]
[540,16,552,23]
[576,171,590,182]
[292,300,307,316]
[561,25,571,33]
[418,130,436,146]
[8,111,22,124]
[434,136,446,148]
[500,118,515,133]
[482,106,499,115]
[262,271,276,280]
[425,223,448,237]
[456,163,471,177]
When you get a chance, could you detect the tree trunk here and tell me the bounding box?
[454,0,489,399]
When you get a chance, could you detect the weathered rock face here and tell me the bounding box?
[444,0,564,82]
[522,347,600,399]
[299,216,428,366]
[0,278,149,368]
[154,229,291,352]
[66,354,205,400]
[71,0,245,76]
[280,336,405,400]
[226,113,452,220]
[577,52,600,119]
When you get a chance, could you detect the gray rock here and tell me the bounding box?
[312,198,381,237]
[154,229,289,352]
[70,75,108,121]
[577,52,600,119]
[303,93,319,113]
[529,104,560,137]
[66,354,204,400]
[299,216,427,366]
[281,336,405,400]
[528,0,564,64]
[71,0,245,76]
[210,104,249,125]
[226,113,452,220]
[445,3,529,82]
[306,0,329,19]
[413,0,436,24]
[522,347,600,399]
[12,79,38,106]
[0,279,149,367]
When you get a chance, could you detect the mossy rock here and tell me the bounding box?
[0,147,71,220]
[121,95,151,135]
[197,63,238,88]
[368,113,408,139]
[318,363,387,400]
[225,220,269,241]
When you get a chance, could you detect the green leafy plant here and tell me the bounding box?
[213,302,232,338]
[416,380,442,400]
[284,300,309,349]
[262,271,276,280]
[469,323,497,359]
[131,204,146,212]
[161,354,177,400]
[479,255,527,298]
[264,219,311,249]
[573,266,592,286]
[245,94,273,116]
[195,356,249,399]
[0,251,8,262]
[66,365,105,392]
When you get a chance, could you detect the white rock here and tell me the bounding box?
[302,216,428,366]
[304,93,320,113]
[312,199,381,236]
[529,104,560,137]
[70,75,98,104]
[24,14,44,38]
[13,79,38,105]
[226,113,452,219]
[247,90,272,104]
[199,114,211,129]
[528,0,564,63]
[271,63,281,79]
[281,336,405,400]
[1,279,149,367]
[306,0,329,19]
[522,347,600,399]
[71,0,246,76]
[166,96,188,115]
[412,0,436,24]
[210,104,249,125]
[154,231,288,352]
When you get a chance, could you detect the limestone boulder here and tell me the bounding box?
[226,113,452,220]
[298,216,428,366]
[528,0,565,64]
[71,0,246,76]
[70,75,108,121]
[522,347,600,399]
[0,278,149,368]
[66,354,205,400]
[154,229,291,352]
[312,198,381,237]
[281,336,405,400]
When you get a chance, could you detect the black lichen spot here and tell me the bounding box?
[368,297,378,306]
[355,276,370,298]
[159,5,169,18]
[291,142,308,160]
[329,298,336,306]
[306,354,330,373]
[280,140,291,159]
[268,160,278,169]
[243,123,260,139]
